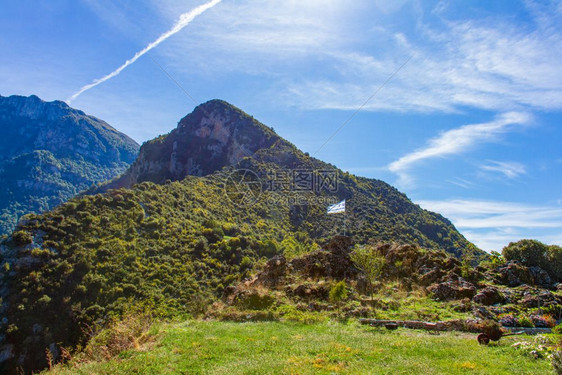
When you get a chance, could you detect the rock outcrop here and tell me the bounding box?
[495,261,553,287]
[473,287,505,305]
[428,279,477,301]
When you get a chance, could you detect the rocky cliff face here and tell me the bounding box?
[0,94,140,235]
[101,99,290,189]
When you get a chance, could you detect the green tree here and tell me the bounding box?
[502,239,562,282]
[502,239,548,268]
[350,245,385,299]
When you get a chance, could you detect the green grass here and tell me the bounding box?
[48,320,552,375]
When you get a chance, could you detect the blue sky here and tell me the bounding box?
[2,0,562,252]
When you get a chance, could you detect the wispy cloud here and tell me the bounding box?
[387,112,532,186]
[446,177,477,189]
[67,0,222,104]
[418,199,562,251]
[157,0,562,114]
[479,161,527,179]
[418,199,562,228]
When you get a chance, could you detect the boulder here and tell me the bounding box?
[428,280,477,301]
[521,290,561,309]
[473,306,496,320]
[496,261,533,287]
[290,236,357,279]
[473,287,505,305]
[418,267,444,286]
[252,255,287,287]
[528,266,552,287]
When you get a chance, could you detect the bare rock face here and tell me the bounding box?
[251,255,287,288]
[496,261,534,287]
[290,236,357,280]
[428,279,477,301]
[528,266,552,287]
[495,261,552,287]
[473,287,505,305]
[418,267,444,286]
[102,100,288,189]
[521,290,561,309]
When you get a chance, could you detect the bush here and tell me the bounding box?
[518,316,534,328]
[12,230,32,246]
[553,324,562,335]
[329,281,348,304]
[234,291,275,310]
[530,314,556,328]
[81,314,154,362]
[277,304,326,324]
[350,245,385,297]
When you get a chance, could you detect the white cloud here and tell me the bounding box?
[418,199,562,251]
[446,177,477,189]
[479,161,527,179]
[418,199,562,229]
[283,14,562,112]
[387,112,532,186]
[152,0,562,114]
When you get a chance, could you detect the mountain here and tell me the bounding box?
[99,100,480,258]
[0,95,140,235]
[97,99,290,190]
[0,99,484,373]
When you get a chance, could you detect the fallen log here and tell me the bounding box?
[359,319,454,332]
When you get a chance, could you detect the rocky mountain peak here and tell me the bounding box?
[102,99,290,189]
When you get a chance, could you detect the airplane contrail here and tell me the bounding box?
[67,0,222,104]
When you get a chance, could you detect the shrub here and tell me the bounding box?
[502,239,562,282]
[553,324,562,335]
[518,316,534,328]
[329,281,348,304]
[235,291,275,310]
[81,314,154,363]
[503,239,548,268]
[277,304,326,324]
[530,314,556,328]
[350,245,385,298]
[12,230,32,246]
[217,307,278,322]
